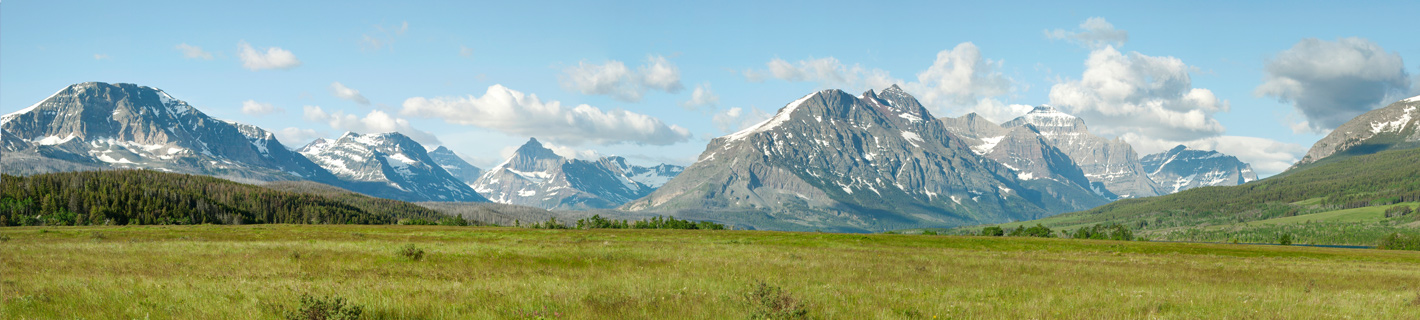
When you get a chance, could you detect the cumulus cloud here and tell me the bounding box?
[240,100,282,116]
[544,142,603,160]
[303,106,440,146]
[559,55,683,102]
[175,43,213,60]
[274,127,324,147]
[1123,134,1305,177]
[238,41,301,70]
[400,85,693,146]
[712,106,771,133]
[1048,46,1228,141]
[1044,17,1129,49]
[745,43,1018,119]
[329,82,370,105]
[361,21,409,51]
[1255,37,1413,132]
[682,83,720,110]
[760,57,899,90]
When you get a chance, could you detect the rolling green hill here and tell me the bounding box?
[951,146,1420,245]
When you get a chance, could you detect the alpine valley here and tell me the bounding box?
[3,82,1264,232]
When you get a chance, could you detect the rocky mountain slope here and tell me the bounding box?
[622,86,1110,232]
[297,132,488,202]
[1290,95,1420,170]
[1000,106,1165,198]
[471,138,683,210]
[1141,145,1258,193]
[940,113,1116,200]
[427,146,483,186]
[0,82,337,182]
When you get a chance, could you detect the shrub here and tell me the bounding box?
[1278,234,1293,245]
[398,244,425,261]
[1384,205,1414,218]
[436,216,468,226]
[1070,223,1134,241]
[285,294,362,320]
[1377,233,1420,251]
[980,226,1005,236]
[398,218,435,225]
[921,230,938,236]
[1008,224,1054,238]
[746,281,807,320]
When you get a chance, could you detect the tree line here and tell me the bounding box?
[0,170,450,226]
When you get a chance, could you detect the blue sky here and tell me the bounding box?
[4,0,1418,176]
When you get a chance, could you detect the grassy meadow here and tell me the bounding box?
[3,224,1420,319]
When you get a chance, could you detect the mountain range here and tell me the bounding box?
[1004,94,1420,239]
[2,82,1269,231]
[471,138,683,210]
[624,86,1118,231]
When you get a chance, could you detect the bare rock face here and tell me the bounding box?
[1290,95,1420,170]
[470,138,683,210]
[1141,145,1258,193]
[0,82,336,182]
[427,146,483,186]
[941,113,1116,200]
[1000,106,1165,198]
[623,86,1109,232]
[298,132,488,202]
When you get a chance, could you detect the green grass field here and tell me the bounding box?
[4,225,1420,319]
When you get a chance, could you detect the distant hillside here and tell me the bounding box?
[0,170,452,226]
[980,146,1420,235]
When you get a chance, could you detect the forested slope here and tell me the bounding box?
[0,170,450,226]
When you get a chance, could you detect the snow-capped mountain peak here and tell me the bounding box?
[298,131,487,202]
[467,137,683,210]
[1141,145,1257,193]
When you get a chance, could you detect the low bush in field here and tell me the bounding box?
[285,294,362,320]
[397,244,425,261]
[745,281,807,320]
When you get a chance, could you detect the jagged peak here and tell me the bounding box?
[512,137,562,159]
[1024,105,1072,117]
[1168,144,1189,153]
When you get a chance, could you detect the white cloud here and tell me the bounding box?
[901,42,1016,118]
[543,142,603,160]
[274,127,324,147]
[238,41,301,71]
[712,106,771,133]
[240,100,282,116]
[361,21,409,51]
[745,43,1017,118]
[93,54,110,60]
[1045,17,1129,49]
[302,106,440,146]
[175,43,213,60]
[459,46,474,58]
[1123,134,1305,178]
[1256,37,1413,132]
[682,83,720,110]
[1048,46,1228,141]
[760,57,900,90]
[400,85,693,146]
[559,55,683,102]
[329,82,371,105]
